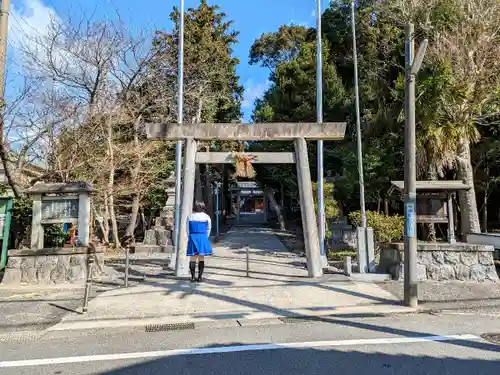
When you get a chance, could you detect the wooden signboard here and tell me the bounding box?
[416,196,448,224]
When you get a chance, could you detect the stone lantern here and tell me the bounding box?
[159,172,176,230]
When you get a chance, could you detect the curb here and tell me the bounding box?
[47,305,418,333]
[417,305,500,316]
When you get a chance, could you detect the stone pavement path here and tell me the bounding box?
[51,226,408,330]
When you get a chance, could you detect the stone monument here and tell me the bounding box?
[133,173,175,254]
[1,181,105,285]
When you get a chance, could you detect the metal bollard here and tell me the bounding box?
[124,245,130,287]
[246,246,250,277]
[82,256,94,313]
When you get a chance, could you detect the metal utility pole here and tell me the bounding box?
[173,0,185,273]
[0,0,10,99]
[404,23,427,308]
[351,1,366,230]
[0,1,14,199]
[351,1,374,274]
[315,0,326,267]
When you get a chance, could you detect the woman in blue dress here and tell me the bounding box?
[187,201,213,282]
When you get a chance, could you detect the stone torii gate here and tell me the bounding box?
[147,122,346,278]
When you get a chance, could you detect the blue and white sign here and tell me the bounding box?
[405,202,416,238]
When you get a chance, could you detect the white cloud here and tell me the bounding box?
[8,0,110,101]
[242,79,270,109]
[9,0,58,47]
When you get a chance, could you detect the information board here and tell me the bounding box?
[41,198,79,222]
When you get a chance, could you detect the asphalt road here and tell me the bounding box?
[0,312,499,374]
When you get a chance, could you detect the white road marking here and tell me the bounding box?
[0,334,479,368]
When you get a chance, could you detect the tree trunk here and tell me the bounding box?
[456,137,481,237]
[223,166,229,223]
[0,118,20,197]
[265,187,285,230]
[195,165,203,202]
[125,194,140,237]
[107,192,120,248]
[102,197,111,243]
[106,119,121,248]
[125,116,142,239]
[93,206,108,244]
[280,182,285,219]
[384,199,389,215]
[483,188,488,233]
[203,166,214,219]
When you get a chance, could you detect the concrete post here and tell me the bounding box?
[77,193,91,246]
[356,227,368,273]
[295,137,322,278]
[367,227,376,272]
[30,194,44,249]
[356,226,376,273]
[175,137,197,277]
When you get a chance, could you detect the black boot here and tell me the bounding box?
[189,261,197,282]
[197,261,205,282]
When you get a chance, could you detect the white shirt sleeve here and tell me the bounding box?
[205,213,212,238]
[186,214,191,237]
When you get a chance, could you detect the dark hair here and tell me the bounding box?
[194,201,206,213]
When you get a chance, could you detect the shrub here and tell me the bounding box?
[44,224,70,247]
[348,210,404,247]
[10,197,69,248]
[327,249,356,261]
[312,181,339,238]
[11,196,33,248]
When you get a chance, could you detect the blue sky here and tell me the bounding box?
[8,0,329,120]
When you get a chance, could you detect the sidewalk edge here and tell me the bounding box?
[47,305,417,332]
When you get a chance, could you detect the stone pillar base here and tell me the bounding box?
[1,247,105,286]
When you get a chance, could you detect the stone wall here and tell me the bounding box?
[379,242,499,282]
[1,247,105,285]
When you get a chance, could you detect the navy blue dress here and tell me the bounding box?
[186,213,213,257]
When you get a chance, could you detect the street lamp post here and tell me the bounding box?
[316,0,327,268]
[350,0,373,273]
[173,0,185,272]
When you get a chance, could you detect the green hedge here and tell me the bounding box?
[348,210,404,247]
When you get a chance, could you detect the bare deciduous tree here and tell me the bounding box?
[17,14,175,247]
